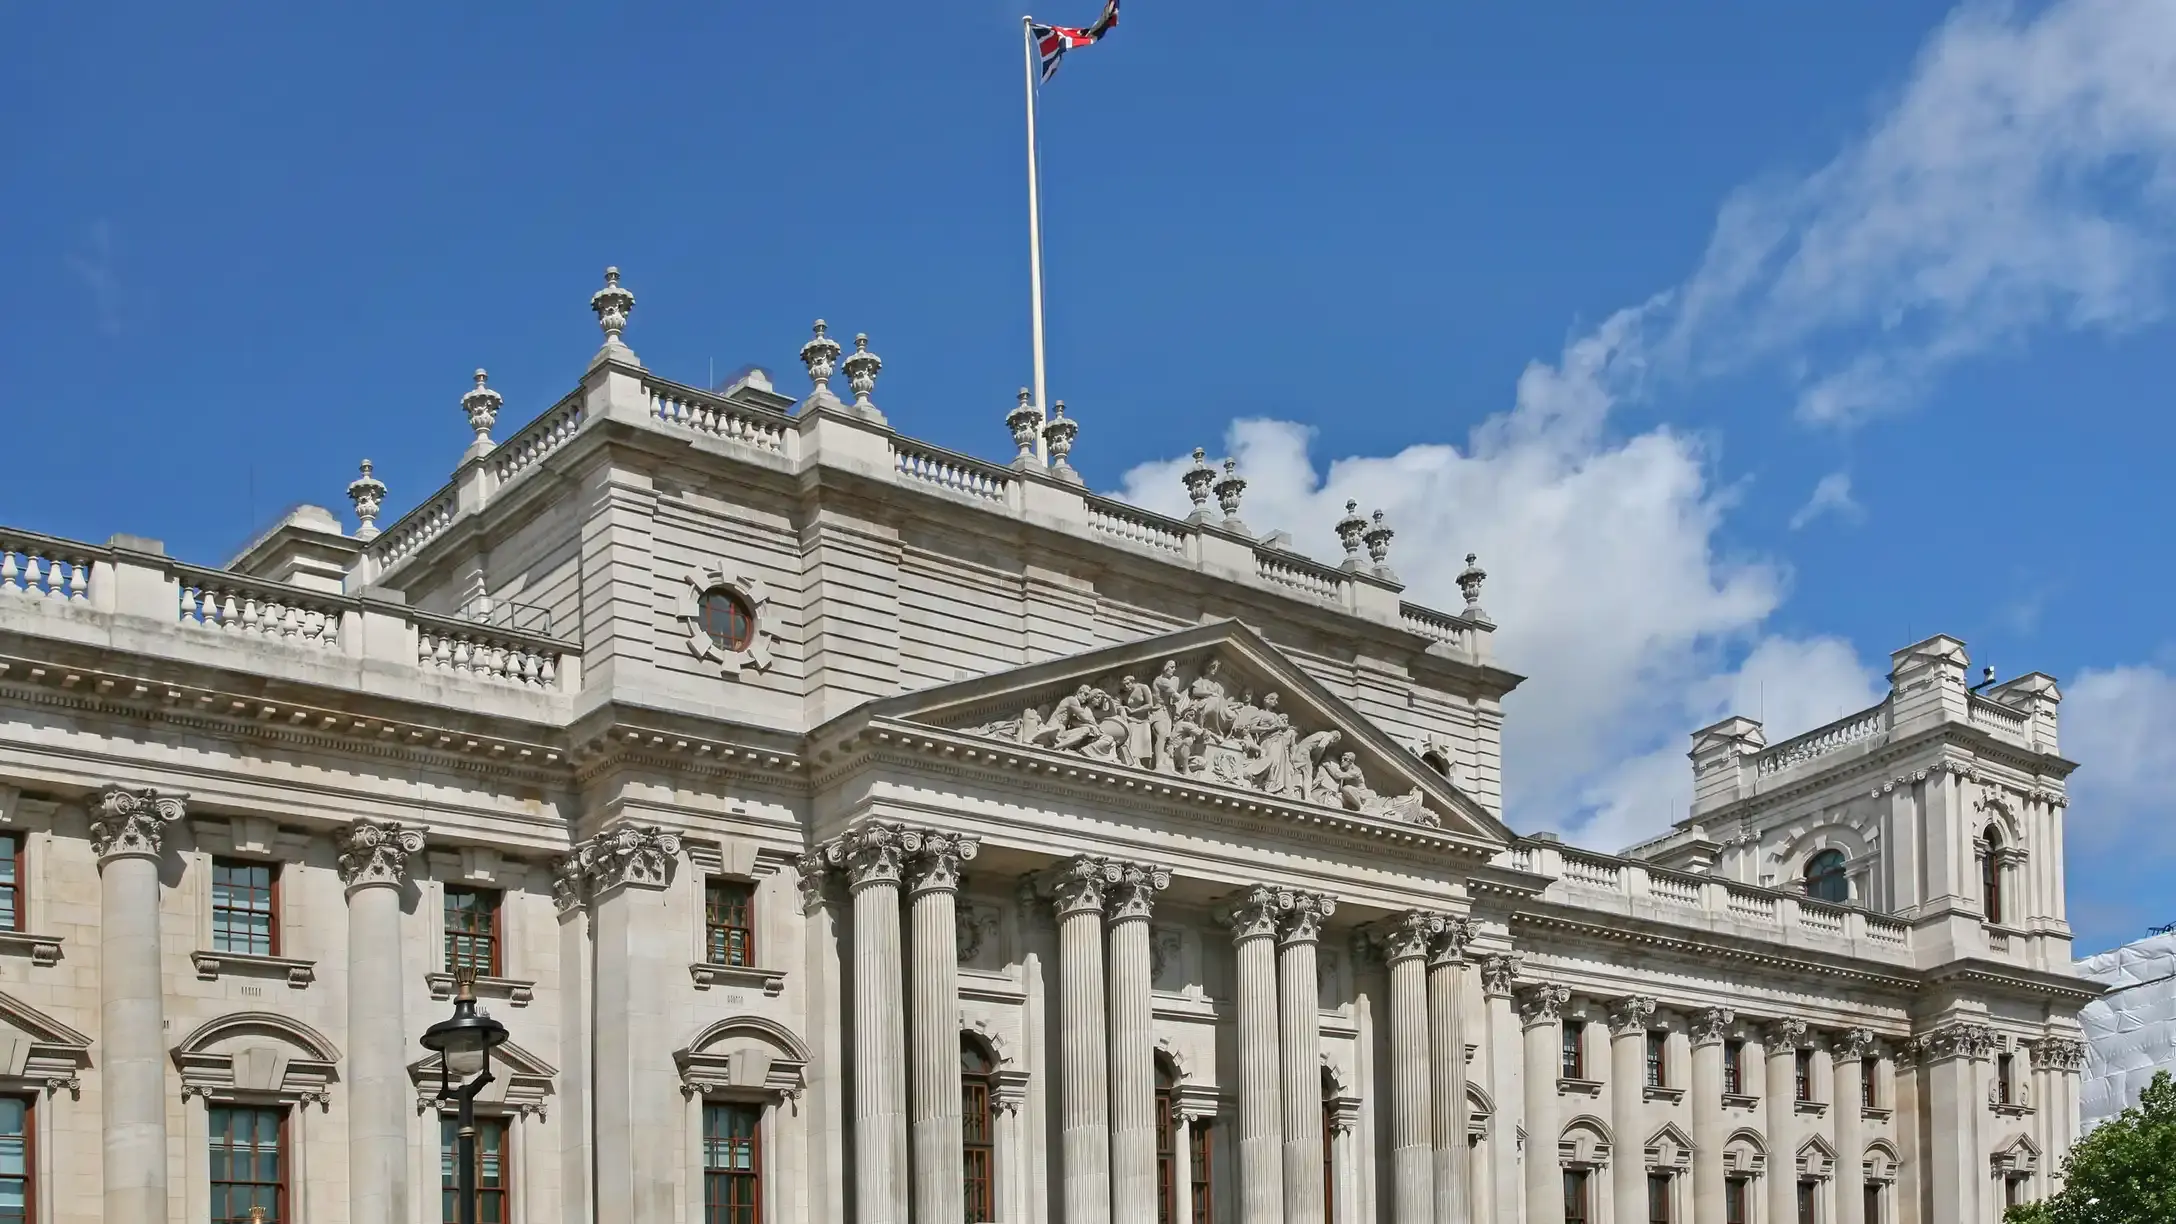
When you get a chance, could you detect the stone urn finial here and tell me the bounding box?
[1006,388,1042,468]
[1457,552,1491,623]
[1043,401,1082,484]
[1364,509,1396,578]
[348,459,388,540]
[1182,447,1217,519]
[842,332,883,419]
[590,266,635,345]
[1213,457,1248,533]
[800,320,841,398]
[461,368,502,454]
[1335,500,1368,567]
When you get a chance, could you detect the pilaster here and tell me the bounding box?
[906,830,979,1224]
[584,823,686,1224]
[1516,984,1571,1224]
[1277,890,1335,1223]
[336,818,426,1224]
[91,785,184,1224]
[1608,997,1658,1224]
[1219,887,1286,1224]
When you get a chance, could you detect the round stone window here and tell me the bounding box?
[698,588,757,653]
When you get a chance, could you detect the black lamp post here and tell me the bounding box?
[419,967,510,1224]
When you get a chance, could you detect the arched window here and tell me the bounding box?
[699,588,758,653]
[1803,850,1850,904]
[962,1039,997,1223]
[1981,825,2005,924]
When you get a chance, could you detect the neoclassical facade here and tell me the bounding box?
[0,270,2091,1224]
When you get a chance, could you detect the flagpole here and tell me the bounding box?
[1021,15,1051,461]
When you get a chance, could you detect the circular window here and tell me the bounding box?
[698,588,757,652]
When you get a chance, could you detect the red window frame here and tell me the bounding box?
[440,1114,511,1224]
[702,1102,762,1224]
[706,879,757,968]
[1722,1040,1745,1096]
[0,1094,32,1224]
[1188,1119,1213,1224]
[699,589,756,652]
[0,835,22,934]
[1645,1032,1667,1088]
[1561,1021,1585,1079]
[1794,1049,1814,1102]
[444,886,502,977]
[211,856,280,957]
[209,1105,287,1224]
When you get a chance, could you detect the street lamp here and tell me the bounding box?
[419,967,510,1224]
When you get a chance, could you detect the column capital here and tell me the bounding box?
[549,853,587,915]
[1911,1021,1997,1063]
[904,828,980,895]
[1690,1007,1735,1046]
[335,818,425,892]
[822,822,910,891]
[1479,951,1524,998]
[1426,914,1477,967]
[1276,890,1336,946]
[1104,861,1172,922]
[90,785,185,864]
[1040,853,1115,917]
[2030,1036,2086,1071]
[1516,983,1571,1027]
[1608,996,1659,1036]
[795,851,839,914]
[1830,1026,1878,1063]
[578,822,682,895]
[1365,909,1442,963]
[1215,884,1280,942]
[1766,1017,1810,1051]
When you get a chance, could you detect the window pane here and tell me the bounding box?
[702,1103,763,1224]
[209,1106,284,1223]
[0,1096,25,1224]
[705,881,756,968]
[444,887,501,976]
[0,836,18,933]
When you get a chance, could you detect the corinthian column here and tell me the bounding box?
[1689,1008,1733,1224]
[1765,1019,1807,1224]
[583,823,686,1224]
[1517,985,1571,1224]
[1429,917,1476,1224]
[91,786,184,1224]
[1371,912,1441,1224]
[1278,890,1336,1223]
[337,818,427,1224]
[1831,1028,1874,1224]
[1219,887,1286,1224]
[1607,997,1658,1224]
[1917,1022,1993,1224]
[1107,861,1172,1224]
[825,825,911,1224]
[1480,956,1524,1224]
[1047,855,1117,1224]
[906,830,979,1224]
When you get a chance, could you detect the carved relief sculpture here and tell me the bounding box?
[970,655,1440,825]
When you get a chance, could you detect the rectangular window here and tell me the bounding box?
[444,887,501,977]
[0,835,22,934]
[964,1075,994,1224]
[702,1103,762,1224]
[1646,1032,1668,1088]
[1797,1178,1817,1224]
[1647,1173,1673,1224]
[2005,1178,2024,1208]
[1321,1102,1335,1224]
[211,857,278,957]
[1155,1088,1175,1224]
[1564,1170,1591,1224]
[1795,1049,1815,1102]
[209,1106,285,1224]
[1723,1040,1745,1096]
[1864,1183,1883,1224]
[1862,1061,1877,1109]
[0,1097,29,1224]
[1997,1053,2016,1105]
[439,1116,510,1224]
[1189,1119,1213,1224]
[1562,1021,1585,1079]
[706,879,756,968]
[1725,1176,1750,1224]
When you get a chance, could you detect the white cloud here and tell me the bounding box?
[1660,0,2176,426]
[2063,665,2176,854]
[1788,471,1862,530]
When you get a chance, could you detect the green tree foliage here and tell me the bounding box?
[2006,1070,2176,1224]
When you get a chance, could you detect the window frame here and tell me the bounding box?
[698,588,758,654]
[439,1113,512,1224]
[1981,826,2005,924]
[1722,1039,1745,1096]
[1804,849,1850,905]
[1861,1060,1877,1110]
[704,878,758,969]
[1996,1053,2016,1106]
[1187,1118,1213,1224]
[1564,1169,1592,1224]
[208,1104,288,1224]
[443,885,503,978]
[1724,1175,1750,1224]
[0,834,23,935]
[1796,1177,1818,1224]
[1155,1071,1176,1224]
[1645,1031,1668,1089]
[701,1101,764,1224]
[1562,1020,1586,1080]
[1647,1172,1674,1224]
[0,1094,32,1224]
[1794,1049,1815,1103]
[962,1041,997,1224]
[1863,1182,1883,1224]
[210,855,281,958]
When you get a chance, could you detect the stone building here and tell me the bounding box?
[0,268,2092,1224]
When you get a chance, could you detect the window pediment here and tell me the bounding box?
[173,1011,341,1108]
[408,1036,557,1118]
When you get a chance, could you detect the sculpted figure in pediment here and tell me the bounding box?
[968,655,1441,826]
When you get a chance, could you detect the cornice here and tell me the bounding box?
[1699,724,2071,824]
[1505,907,1920,992]
[812,720,1501,866]
[1920,960,2106,1004]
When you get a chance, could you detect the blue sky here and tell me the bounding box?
[5,1,2172,953]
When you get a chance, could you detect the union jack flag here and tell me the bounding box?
[1032,0,1119,84]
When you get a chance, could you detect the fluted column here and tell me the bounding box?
[338,819,427,1224]
[1689,1008,1732,1224]
[1479,956,1524,1224]
[1048,856,1117,1224]
[1765,1019,1807,1224]
[584,823,688,1224]
[1517,985,1571,1224]
[91,786,184,1224]
[1278,891,1335,1223]
[1608,998,1658,1224]
[1428,918,1477,1224]
[825,825,912,1224]
[1831,1028,1873,1224]
[907,830,980,1224]
[1106,862,1172,1224]
[1371,913,1440,1224]
[1918,1022,1993,1224]
[1220,887,1286,1224]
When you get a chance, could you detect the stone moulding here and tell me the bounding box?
[191,950,315,989]
[425,971,534,1008]
[674,563,774,678]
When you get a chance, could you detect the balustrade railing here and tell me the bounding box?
[365,492,457,572]
[1085,497,1190,554]
[648,382,791,455]
[891,442,1012,502]
[1649,870,1703,905]
[175,566,347,649]
[1399,602,1469,648]
[1969,694,2031,739]
[413,612,565,688]
[0,531,100,602]
[491,393,586,485]
[1754,705,1888,777]
[1255,550,1346,602]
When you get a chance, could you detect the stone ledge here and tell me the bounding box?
[1991,1101,2035,1118]
[1558,1076,1604,1098]
[688,962,786,996]
[1794,1099,1830,1117]
[425,971,533,1007]
[0,930,62,966]
[1643,1084,1686,1104]
[191,949,314,988]
[1862,1105,1894,1122]
[1721,1092,1762,1110]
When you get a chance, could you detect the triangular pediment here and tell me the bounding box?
[853,620,1511,846]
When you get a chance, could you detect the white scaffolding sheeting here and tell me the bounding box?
[2076,931,2176,1132]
